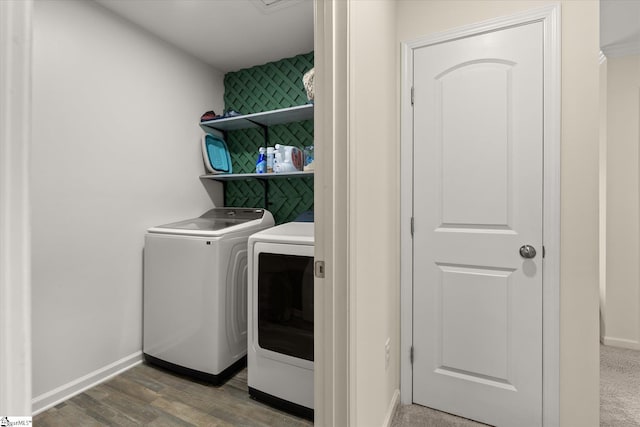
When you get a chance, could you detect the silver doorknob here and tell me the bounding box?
[519,245,537,259]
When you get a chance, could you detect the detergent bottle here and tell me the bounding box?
[255,147,266,174]
[274,144,304,173]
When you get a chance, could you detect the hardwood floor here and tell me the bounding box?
[34,363,313,427]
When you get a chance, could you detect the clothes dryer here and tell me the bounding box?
[247,222,315,420]
[143,208,274,384]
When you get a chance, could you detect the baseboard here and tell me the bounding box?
[32,351,143,415]
[382,389,401,427]
[603,336,640,350]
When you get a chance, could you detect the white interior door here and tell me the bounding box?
[412,21,544,426]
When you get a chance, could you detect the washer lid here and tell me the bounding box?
[148,208,271,236]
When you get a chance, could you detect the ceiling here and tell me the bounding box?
[601,0,640,57]
[94,0,314,73]
[95,0,639,72]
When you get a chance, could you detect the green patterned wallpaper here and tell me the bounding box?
[223,52,314,224]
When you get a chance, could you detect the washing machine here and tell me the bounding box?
[143,208,274,385]
[247,222,315,420]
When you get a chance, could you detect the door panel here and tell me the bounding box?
[439,265,513,381]
[412,22,543,426]
[439,61,512,227]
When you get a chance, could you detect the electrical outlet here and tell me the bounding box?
[385,338,391,370]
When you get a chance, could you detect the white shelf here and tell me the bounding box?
[200,171,314,181]
[200,104,313,133]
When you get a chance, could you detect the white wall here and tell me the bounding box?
[347,1,399,426]
[31,0,224,410]
[396,1,600,426]
[604,54,640,349]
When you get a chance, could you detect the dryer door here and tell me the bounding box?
[251,242,314,368]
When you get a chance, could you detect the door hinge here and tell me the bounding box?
[542,246,546,258]
[410,346,414,364]
[411,86,414,106]
[314,260,325,278]
[410,217,414,237]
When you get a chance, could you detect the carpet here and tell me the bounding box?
[390,404,487,427]
[600,344,640,426]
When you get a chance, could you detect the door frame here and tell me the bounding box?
[0,0,33,416]
[399,4,561,426]
[313,0,350,425]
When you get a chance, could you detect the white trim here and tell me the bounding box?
[382,389,400,427]
[403,4,558,51]
[346,0,358,424]
[399,5,561,426]
[313,0,349,425]
[598,57,607,343]
[399,40,414,406]
[599,50,607,65]
[31,351,143,415]
[541,6,561,426]
[603,337,640,351]
[0,0,33,416]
